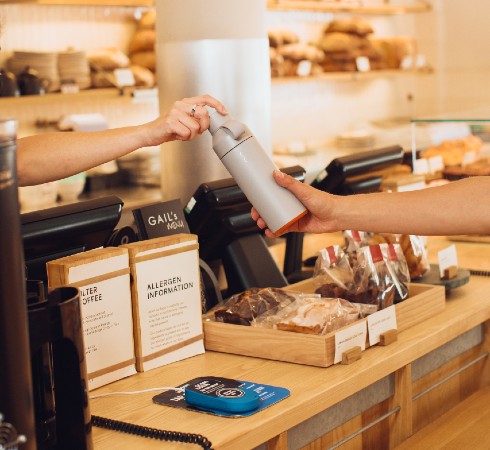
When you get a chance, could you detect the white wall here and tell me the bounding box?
[412,0,490,116]
[0,4,158,138]
[0,4,140,64]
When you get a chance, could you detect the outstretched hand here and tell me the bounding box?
[251,170,340,237]
[144,94,228,145]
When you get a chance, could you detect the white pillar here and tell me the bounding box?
[155,0,271,203]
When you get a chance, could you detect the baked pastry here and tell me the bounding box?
[213,288,295,326]
[421,135,483,166]
[129,29,156,54]
[130,51,156,71]
[368,233,430,280]
[276,43,325,76]
[87,48,130,71]
[318,32,362,54]
[270,47,285,77]
[325,18,374,37]
[268,28,300,48]
[443,158,490,180]
[276,298,359,335]
[136,9,156,30]
[131,65,155,87]
[370,37,417,70]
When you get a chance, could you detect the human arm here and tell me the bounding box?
[17,94,227,186]
[252,170,490,237]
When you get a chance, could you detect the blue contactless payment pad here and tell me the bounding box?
[184,380,260,413]
[153,376,291,418]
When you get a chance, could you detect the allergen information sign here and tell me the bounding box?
[122,234,204,372]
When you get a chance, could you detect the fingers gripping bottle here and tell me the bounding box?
[207,108,308,234]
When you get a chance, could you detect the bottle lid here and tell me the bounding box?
[206,106,231,135]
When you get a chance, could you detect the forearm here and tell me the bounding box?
[17,125,148,186]
[335,176,490,236]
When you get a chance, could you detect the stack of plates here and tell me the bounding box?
[58,50,92,90]
[7,51,59,92]
[117,147,161,186]
[336,130,376,150]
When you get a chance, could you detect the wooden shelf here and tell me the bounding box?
[266,0,431,15]
[33,0,154,5]
[0,87,158,106]
[271,67,433,83]
[5,0,430,12]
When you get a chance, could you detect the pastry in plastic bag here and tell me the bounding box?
[355,243,410,309]
[343,230,372,253]
[274,296,360,335]
[209,287,295,326]
[312,245,355,293]
[380,243,410,303]
[368,233,430,280]
[313,244,370,305]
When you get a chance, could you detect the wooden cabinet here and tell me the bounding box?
[89,272,490,449]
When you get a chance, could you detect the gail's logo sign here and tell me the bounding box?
[147,211,185,231]
[133,199,190,240]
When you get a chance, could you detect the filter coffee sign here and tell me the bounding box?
[133,199,190,240]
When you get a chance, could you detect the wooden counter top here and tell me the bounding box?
[90,271,490,449]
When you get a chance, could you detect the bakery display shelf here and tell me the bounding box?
[266,0,431,15]
[203,281,445,368]
[30,0,154,6]
[0,87,157,107]
[272,67,433,84]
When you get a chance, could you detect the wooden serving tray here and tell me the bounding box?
[447,235,490,244]
[203,282,445,368]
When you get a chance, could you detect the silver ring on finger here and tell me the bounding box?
[190,104,198,117]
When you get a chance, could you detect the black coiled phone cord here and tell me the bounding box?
[92,415,213,450]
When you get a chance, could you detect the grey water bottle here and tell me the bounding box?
[207,108,307,234]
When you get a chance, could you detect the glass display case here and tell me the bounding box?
[409,110,490,179]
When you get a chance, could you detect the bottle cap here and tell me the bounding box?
[205,106,231,135]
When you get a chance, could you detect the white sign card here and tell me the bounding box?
[462,151,476,166]
[428,155,444,173]
[413,158,429,175]
[114,68,135,87]
[367,305,397,346]
[356,56,371,72]
[134,240,204,371]
[334,321,367,364]
[438,244,458,278]
[296,60,312,77]
[68,253,136,390]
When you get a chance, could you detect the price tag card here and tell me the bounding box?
[356,56,371,72]
[401,55,414,70]
[438,244,458,278]
[367,305,397,346]
[428,155,444,173]
[413,158,430,175]
[462,151,476,166]
[334,321,367,364]
[60,80,80,94]
[114,68,135,87]
[415,54,427,69]
[296,60,312,77]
